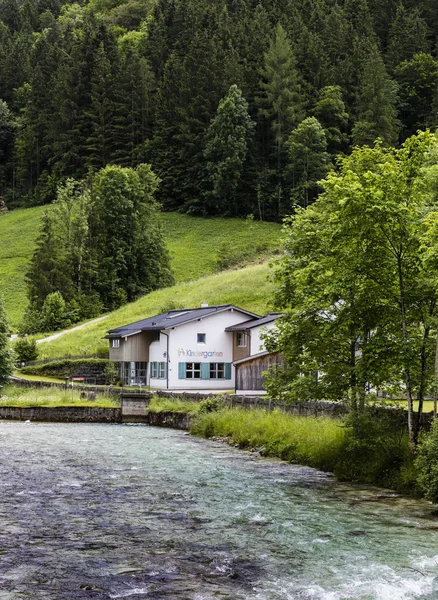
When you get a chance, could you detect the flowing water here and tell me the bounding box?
[0,422,438,600]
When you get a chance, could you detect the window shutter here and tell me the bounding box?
[163,362,168,380]
[224,363,232,380]
[200,363,210,380]
[178,362,186,379]
[150,362,154,377]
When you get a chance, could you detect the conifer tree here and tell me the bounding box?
[352,45,399,146]
[312,85,349,156]
[386,4,429,72]
[395,52,438,137]
[203,85,255,215]
[258,23,303,161]
[286,116,331,208]
[258,23,304,217]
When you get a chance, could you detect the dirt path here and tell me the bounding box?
[36,315,108,344]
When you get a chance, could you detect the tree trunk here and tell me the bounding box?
[414,325,430,443]
[398,259,415,451]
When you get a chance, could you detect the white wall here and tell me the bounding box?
[250,322,277,356]
[150,308,253,390]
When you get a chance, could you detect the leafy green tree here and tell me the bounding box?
[0,295,13,386]
[272,132,438,449]
[203,84,255,215]
[352,45,399,146]
[39,291,70,332]
[286,116,331,208]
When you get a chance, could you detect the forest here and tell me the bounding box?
[0,0,437,220]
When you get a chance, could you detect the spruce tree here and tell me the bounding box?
[312,85,349,156]
[352,45,399,146]
[258,23,304,217]
[386,4,430,73]
[395,52,438,137]
[286,116,331,208]
[203,85,255,216]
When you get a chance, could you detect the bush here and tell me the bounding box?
[415,419,438,503]
[14,337,39,364]
[333,409,412,490]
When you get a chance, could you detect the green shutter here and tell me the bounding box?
[200,363,210,380]
[150,362,154,377]
[178,362,186,379]
[224,363,232,380]
[163,362,168,379]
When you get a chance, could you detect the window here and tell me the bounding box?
[150,362,166,379]
[237,332,247,347]
[178,362,232,380]
[159,362,166,379]
[111,339,120,348]
[186,362,201,379]
[197,333,206,344]
[152,331,160,342]
[210,363,225,379]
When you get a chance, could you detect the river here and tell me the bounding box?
[0,422,437,599]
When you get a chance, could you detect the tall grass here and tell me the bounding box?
[0,385,119,408]
[147,396,203,415]
[191,408,347,473]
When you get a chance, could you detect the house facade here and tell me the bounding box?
[105,304,261,390]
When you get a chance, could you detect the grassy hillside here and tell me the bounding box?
[0,207,281,330]
[0,206,46,329]
[37,262,275,359]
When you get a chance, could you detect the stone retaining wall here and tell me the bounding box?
[0,406,121,423]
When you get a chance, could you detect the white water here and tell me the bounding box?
[0,422,437,599]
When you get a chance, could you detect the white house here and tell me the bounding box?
[105,304,261,390]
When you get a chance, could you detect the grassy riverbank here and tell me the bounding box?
[0,385,119,408]
[191,407,347,473]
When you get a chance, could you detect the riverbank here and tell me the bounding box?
[0,387,424,498]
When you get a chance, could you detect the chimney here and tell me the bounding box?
[201,302,208,308]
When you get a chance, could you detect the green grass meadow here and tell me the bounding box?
[0,207,281,331]
[0,206,46,329]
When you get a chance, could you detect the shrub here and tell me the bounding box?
[334,409,412,489]
[14,337,39,364]
[415,419,438,503]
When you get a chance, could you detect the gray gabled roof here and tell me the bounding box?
[104,304,260,339]
[225,312,283,332]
